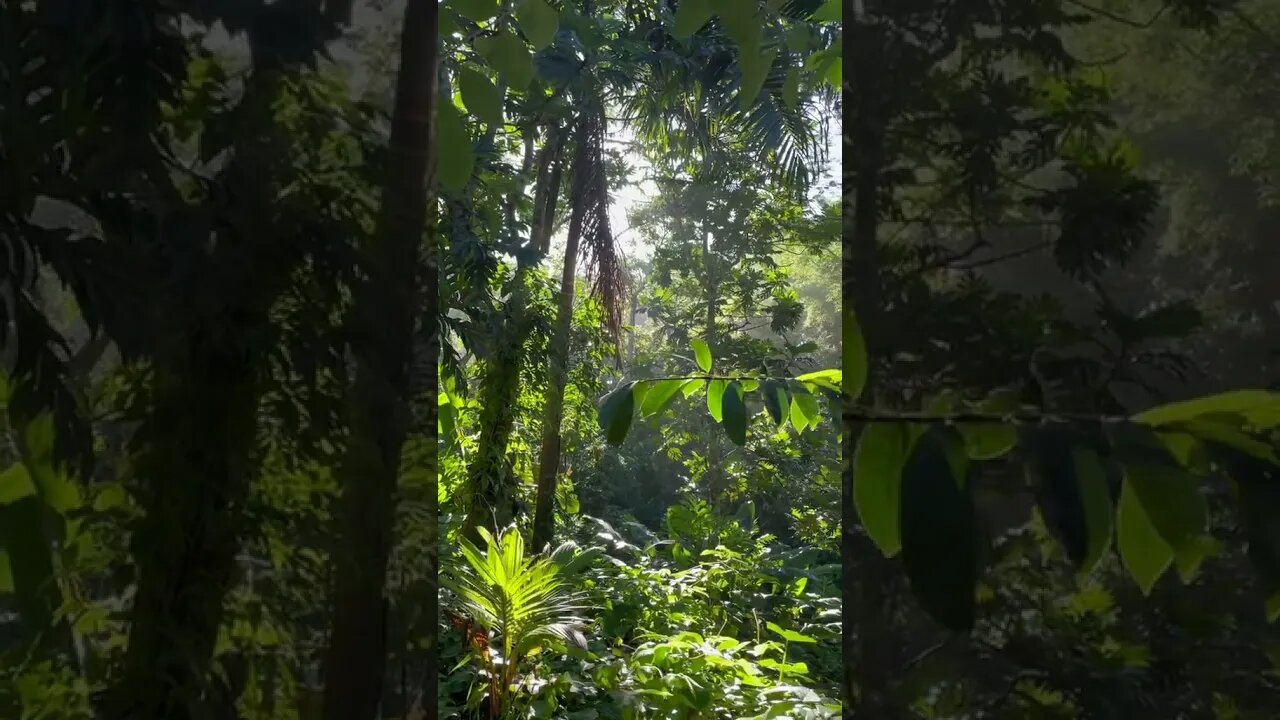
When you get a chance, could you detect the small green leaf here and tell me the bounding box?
[720,381,748,446]
[682,379,706,398]
[796,368,841,392]
[1116,476,1172,595]
[516,0,559,50]
[436,99,474,191]
[671,0,714,39]
[707,380,726,422]
[765,621,817,644]
[450,0,499,22]
[959,422,1017,460]
[458,65,504,127]
[475,30,534,90]
[692,338,712,373]
[1267,594,1280,623]
[640,379,686,417]
[901,426,976,630]
[1134,390,1280,430]
[853,423,910,556]
[843,309,867,401]
[598,383,637,446]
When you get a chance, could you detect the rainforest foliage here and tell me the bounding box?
[3,1,1280,720]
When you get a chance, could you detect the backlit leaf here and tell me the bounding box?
[853,423,910,556]
[458,65,504,127]
[692,338,712,372]
[516,0,559,50]
[1116,476,1172,595]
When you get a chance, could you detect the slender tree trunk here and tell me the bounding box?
[702,223,725,504]
[531,120,589,552]
[320,1,438,718]
[845,3,899,718]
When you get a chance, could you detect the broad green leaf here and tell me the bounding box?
[640,379,686,417]
[789,394,810,432]
[516,0,559,50]
[1173,534,1219,583]
[765,621,817,644]
[707,380,727,422]
[761,380,788,428]
[901,426,976,630]
[738,48,777,111]
[1074,447,1114,574]
[719,4,761,54]
[824,54,841,88]
[598,382,636,446]
[1180,417,1279,464]
[853,423,909,556]
[1135,390,1280,429]
[959,423,1017,460]
[843,309,867,401]
[794,390,821,422]
[458,65,504,127]
[692,338,712,372]
[671,0,714,39]
[1116,476,1172,595]
[0,463,36,505]
[1125,461,1206,556]
[782,66,800,111]
[720,381,748,446]
[681,379,706,398]
[476,31,534,90]
[796,368,841,392]
[436,99,474,191]
[450,0,499,22]
[785,25,808,53]
[810,0,841,22]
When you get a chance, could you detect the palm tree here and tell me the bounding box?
[444,525,590,718]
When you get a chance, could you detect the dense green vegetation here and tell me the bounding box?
[437,0,842,716]
[845,0,1280,717]
[4,0,1280,719]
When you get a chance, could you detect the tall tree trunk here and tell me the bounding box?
[106,67,294,720]
[531,120,589,553]
[845,3,899,717]
[320,0,438,717]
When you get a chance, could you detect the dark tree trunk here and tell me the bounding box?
[320,0,438,718]
[844,3,900,718]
